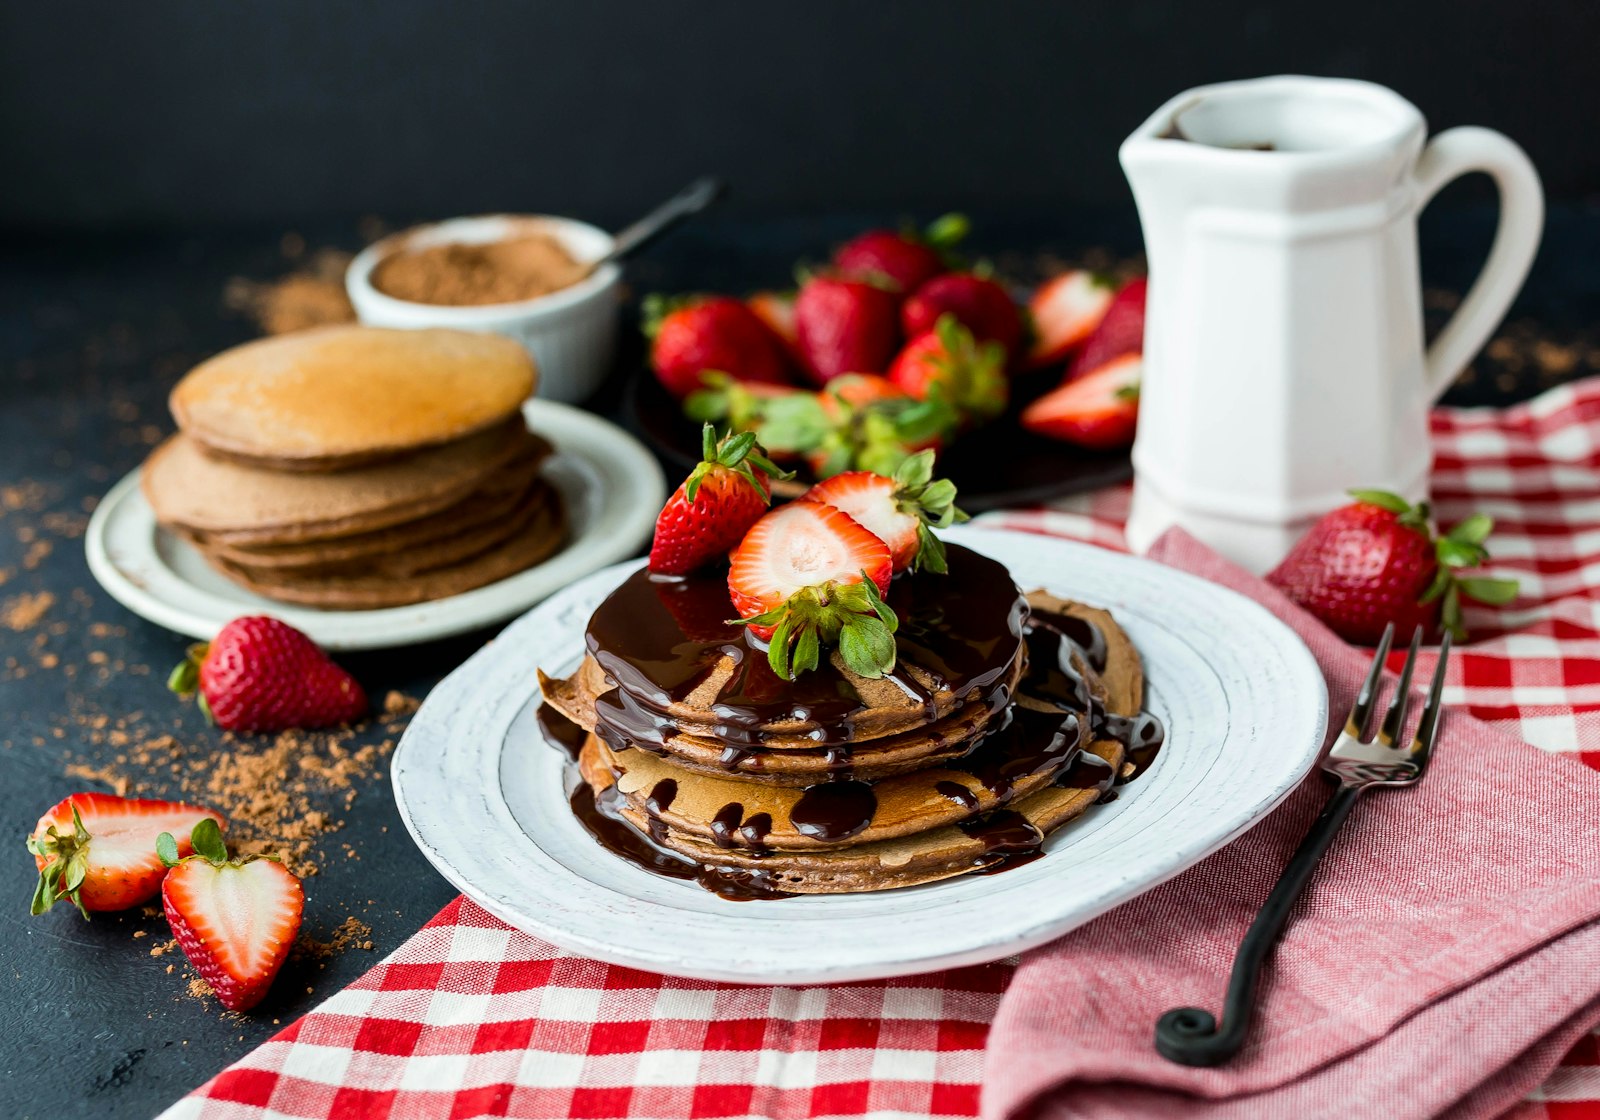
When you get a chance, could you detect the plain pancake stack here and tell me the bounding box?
[143,325,567,609]
[539,543,1156,896]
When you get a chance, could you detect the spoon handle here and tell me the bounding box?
[601,176,727,268]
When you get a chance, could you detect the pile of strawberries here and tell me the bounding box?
[650,425,964,680]
[644,216,1149,479]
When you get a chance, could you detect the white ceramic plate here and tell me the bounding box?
[84,400,666,651]
[392,525,1328,984]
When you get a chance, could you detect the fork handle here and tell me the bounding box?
[1154,783,1362,1066]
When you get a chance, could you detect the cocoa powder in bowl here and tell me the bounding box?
[371,232,587,306]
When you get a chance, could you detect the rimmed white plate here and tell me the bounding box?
[85,400,665,651]
[392,525,1328,984]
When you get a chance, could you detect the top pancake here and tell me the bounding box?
[573,544,1030,750]
[169,325,537,470]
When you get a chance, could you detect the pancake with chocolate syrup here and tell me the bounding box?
[540,543,1166,896]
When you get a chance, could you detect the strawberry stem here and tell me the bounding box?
[1347,489,1519,639]
[27,805,92,919]
[735,575,900,681]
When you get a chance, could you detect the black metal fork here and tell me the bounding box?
[1154,624,1451,1066]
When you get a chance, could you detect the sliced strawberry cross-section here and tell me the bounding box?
[804,450,969,574]
[727,500,897,680]
[28,792,226,918]
[158,818,304,1013]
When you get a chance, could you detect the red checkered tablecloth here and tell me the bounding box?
[164,378,1600,1120]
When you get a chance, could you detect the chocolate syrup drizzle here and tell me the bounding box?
[556,544,1166,897]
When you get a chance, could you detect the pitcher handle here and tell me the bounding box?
[1415,127,1544,401]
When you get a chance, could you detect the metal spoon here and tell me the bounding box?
[583,176,727,277]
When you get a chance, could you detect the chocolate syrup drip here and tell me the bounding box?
[1102,711,1166,780]
[709,802,744,849]
[1024,607,1167,777]
[536,705,587,761]
[959,810,1044,854]
[646,779,678,814]
[739,812,773,854]
[822,746,854,782]
[584,546,1027,753]
[570,784,792,901]
[717,745,753,771]
[954,707,1084,802]
[789,780,878,842]
[934,780,979,813]
[1055,749,1117,794]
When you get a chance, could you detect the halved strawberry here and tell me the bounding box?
[1066,278,1146,381]
[1024,270,1115,370]
[650,425,791,575]
[727,501,896,679]
[158,818,304,1013]
[746,290,804,364]
[1021,354,1142,449]
[804,450,968,573]
[28,793,226,918]
[888,314,1008,423]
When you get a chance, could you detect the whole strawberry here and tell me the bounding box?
[793,276,902,385]
[169,616,368,733]
[888,314,1008,424]
[901,272,1023,356]
[1266,491,1519,645]
[645,294,793,399]
[649,424,790,575]
[833,213,968,294]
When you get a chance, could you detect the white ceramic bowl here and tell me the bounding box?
[346,214,622,404]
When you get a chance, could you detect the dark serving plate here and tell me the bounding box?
[626,371,1132,514]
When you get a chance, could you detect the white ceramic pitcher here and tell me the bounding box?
[1120,76,1543,573]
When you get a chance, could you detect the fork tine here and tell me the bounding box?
[1344,623,1394,738]
[1378,626,1424,747]
[1410,630,1451,766]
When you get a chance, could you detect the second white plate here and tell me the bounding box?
[85,400,666,650]
[392,525,1329,984]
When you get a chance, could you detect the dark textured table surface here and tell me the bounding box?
[2,206,1597,1119]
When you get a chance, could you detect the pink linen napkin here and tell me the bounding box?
[983,529,1600,1120]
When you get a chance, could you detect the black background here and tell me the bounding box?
[2,4,1599,1118]
[2,0,1598,233]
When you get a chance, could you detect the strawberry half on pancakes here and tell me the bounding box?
[727,500,896,681]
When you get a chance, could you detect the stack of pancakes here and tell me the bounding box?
[540,543,1151,895]
[143,325,566,609]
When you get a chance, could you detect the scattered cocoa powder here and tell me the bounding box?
[2,591,54,631]
[370,232,585,306]
[224,248,356,336]
[295,916,376,965]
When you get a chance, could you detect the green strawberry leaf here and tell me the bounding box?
[1347,489,1413,514]
[1436,538,1488,570]
[1418,565,1453,605]
[923,212,970,249]
[190,817,228,864]
[1457,577,1520,605]
[838,616,896,679]
[156,831,181,868]
[1447,513,1494,546]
